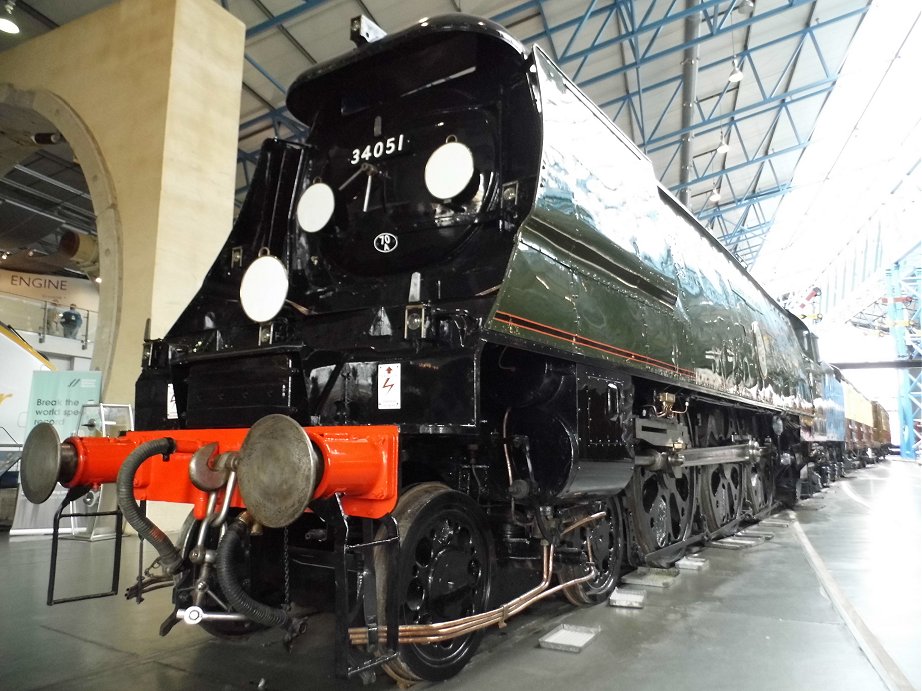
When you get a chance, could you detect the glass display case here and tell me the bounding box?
[76,403,134,439]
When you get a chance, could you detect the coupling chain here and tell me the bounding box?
[283,525,291,607]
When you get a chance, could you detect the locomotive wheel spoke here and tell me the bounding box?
[561,497,625,606]
[627,465,694,557]
[375,483,492,683]
[700,463,744,532]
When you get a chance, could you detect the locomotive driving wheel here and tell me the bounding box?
[376,483,493,683]
[559,497,624,605]
[699,463,744,532]
[627,465,694,556]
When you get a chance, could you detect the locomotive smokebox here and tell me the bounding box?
[20,423,78,503]
[236,415,324,528]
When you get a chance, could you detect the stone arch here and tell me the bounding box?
[0,0,244,406]
[0,85,122,386]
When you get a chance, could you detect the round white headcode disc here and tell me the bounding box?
[296,182,335,233]
[424,141,474,200]
[240,255,289,323]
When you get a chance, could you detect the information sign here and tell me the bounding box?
[10,371,103,535]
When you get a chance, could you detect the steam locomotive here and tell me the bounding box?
[20,15,890,684]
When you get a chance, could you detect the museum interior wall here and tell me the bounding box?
[0,0,245,528]
[0,0,245,405]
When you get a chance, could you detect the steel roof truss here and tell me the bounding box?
[598,7,863,110]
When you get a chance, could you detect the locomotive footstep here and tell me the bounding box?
[621,567,680,588]
[675,555,709,571]
[538,624,601,653]
[760,518,791,528]
[608,587,647,608]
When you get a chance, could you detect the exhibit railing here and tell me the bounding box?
[0,291,97,350]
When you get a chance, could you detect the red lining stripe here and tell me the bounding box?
[494,310,696,379]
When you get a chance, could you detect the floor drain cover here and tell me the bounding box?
[676,555,709,570]
[609,587,647,608]
[621,567,680,588]
[539,624,601,653]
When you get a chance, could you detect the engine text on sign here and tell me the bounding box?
[377,363,401,410]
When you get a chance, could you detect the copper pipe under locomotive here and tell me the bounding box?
[20,15,882,683]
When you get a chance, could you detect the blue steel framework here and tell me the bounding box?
[230,0,870,268]
[886,256,922,460]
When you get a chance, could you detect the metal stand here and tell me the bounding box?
[47,485,124,606]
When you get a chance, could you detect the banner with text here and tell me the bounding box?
[0,268,99,312]
[25,371,102,438]
[10,370,103,535]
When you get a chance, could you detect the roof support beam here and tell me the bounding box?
[671,142,808,191]
[646,78,835,152]
[534,0,560,61]
[696,184,792,221]
[575,0,818,85]
[887,256,922,459]
[832,360,922,370]
[246,0,332,39]
[597,8,863,110]
[678,0,701,206]
[561,0,599,60]
[518,0,729,61]
[0,196,94,234]
[572,4,617,82]
[11,164,92,201]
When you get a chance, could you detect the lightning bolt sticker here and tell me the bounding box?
[377,363,401,410]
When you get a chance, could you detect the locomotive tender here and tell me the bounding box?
[20,15,883,683]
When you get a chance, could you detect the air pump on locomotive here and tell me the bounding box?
[20,15,851,683]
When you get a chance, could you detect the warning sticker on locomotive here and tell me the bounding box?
[166,383,178,420]
[377,363,401,409]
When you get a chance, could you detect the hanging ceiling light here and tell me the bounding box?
[717,136,731,154]
[709,187,722,203]
[728,59,744,83]
[0,0,19,34]
[738,0,755,16]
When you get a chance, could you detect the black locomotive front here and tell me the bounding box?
[128,16,564,684]
[137,17,541,437]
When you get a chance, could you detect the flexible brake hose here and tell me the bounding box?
[216,516,291,628]
[116,437,183,575]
